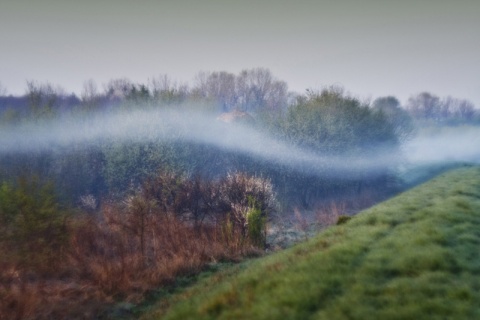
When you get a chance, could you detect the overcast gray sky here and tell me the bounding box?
[1,0,479,106]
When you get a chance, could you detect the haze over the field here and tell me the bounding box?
[1,108,479,177]
[403,126,480,165]
[0,109,395,174]
[1,1,479,106]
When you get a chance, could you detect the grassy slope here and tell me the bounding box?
[142,166,480,320]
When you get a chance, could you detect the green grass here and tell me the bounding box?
[140,166,480,320]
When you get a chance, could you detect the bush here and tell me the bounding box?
[0,176,69,275]
[219,172,275,245]
[129,170,276,248]
[246,206,266,248]
[336,215,352,225]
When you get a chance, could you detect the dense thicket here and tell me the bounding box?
[0,173,272,319]
[258,88,402,205]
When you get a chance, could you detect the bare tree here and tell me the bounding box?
[372,96,414,142]
[194,71,238,111]
[149,74,188,104]
[103,78,134,100]
[237,68,288,112]
[81,79,100,108]
[442,96,475,121]
[150,74,174,94]
[455,99,475,121]
[193,68,288,113]
[81,79,98,101]
[25,80,65,116]
[406,92,441,121]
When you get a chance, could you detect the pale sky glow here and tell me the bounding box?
[1,0,479,106]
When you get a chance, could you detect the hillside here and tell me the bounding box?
[141,165,480,320]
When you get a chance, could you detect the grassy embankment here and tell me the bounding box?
[141,165,480,319]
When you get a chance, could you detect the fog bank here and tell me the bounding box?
[2,108,479,178]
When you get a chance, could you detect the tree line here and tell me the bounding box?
[0,69,479,208]
[1,70,477,124]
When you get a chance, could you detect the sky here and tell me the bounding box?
[1,0,479,106]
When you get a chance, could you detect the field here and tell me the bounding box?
[140,165,480,319]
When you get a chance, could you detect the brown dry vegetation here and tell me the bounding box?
[0,181,399,318]
[267,188,382,249]
[0,209,259,319]
[0,170,388,319]
[0,172,273,319]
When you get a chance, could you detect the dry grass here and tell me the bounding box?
[267,188,383,250]
[293,208,309,241]
[0,203,257,319]
[315,201,347,227]
[0,171,275,319]
[0,280,108,320]
[0,172,383,319]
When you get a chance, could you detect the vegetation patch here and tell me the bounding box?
[0,172,273,319]
[142,166,480,320]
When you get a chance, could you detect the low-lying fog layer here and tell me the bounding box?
[403,126,480,165]
[1,108,479,176]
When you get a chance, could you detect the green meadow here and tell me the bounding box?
[142,166,480,320]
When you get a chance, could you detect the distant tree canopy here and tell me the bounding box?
[1,72,478,125]
[193,68,289,113]
[24,81,80,118]
[372,96,414,142]
[243,88,404,206]
[405,92,477,124]
[276,88,399,155]
[406,92,441,121]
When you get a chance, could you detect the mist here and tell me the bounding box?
[1,107,398,176]
[1,107,479,180]
[403,126,480,165]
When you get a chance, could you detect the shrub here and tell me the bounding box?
[0,176,69,275]
[219,172,275,245]
[131,170,276,248]
[246,206,266,248]
[336,215,352,225]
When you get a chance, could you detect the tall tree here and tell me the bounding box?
[25,80,65,118]
[282,88,398,154]
[81,79,101,109]
[103,78,134,102]
[194,71,238,111]
[441,96,475,122]
[149,74,189,104]
[193,68,288,113]
[406,92,441,121]
[236,68,288,112]
[372,96,414,142]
